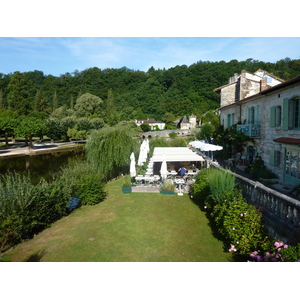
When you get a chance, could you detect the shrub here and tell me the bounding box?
[248,157,277,179]
[206,168,236,205]
[249,241,300,262]
[212,190,271,256]
[190,169,210,207]
[0,172,71,251]
[161,180,174,191]
[74,173,106,205]
[59,161,107,205]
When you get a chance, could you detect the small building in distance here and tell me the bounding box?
[135,118,165,130]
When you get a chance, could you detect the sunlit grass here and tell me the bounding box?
[1,178,232,262]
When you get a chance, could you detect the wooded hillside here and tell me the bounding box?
[1,57,300,120]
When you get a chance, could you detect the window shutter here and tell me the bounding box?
[270,106,276,127]
[282,98,289,130]
[246,107,250,124]
[269,150,275,166]
[254,105,259,124]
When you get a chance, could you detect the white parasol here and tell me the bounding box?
[160,153,168,180]
[137,140,148,166]
[130,152,136,177]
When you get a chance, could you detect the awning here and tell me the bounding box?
[189,141,223,151]
[150,147,205,162]
[274,137,300,145]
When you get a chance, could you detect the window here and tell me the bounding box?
[270,105,282,127]
[227,114,231,127]
[276,106,282,126]
[246,105,259,124]
[270,150,281,167]
[283,97,300,130]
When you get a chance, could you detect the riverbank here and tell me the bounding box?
[0,141,86,159]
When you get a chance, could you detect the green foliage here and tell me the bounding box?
[196,123,215,141]
[205,168,236,205]
[122,175,131,187]
[169,131,177,138]
[191,167,271,258]
[74,93,103,118]
[6,71,31,115]
[280,243,300,262]
[0,172,70,251]
[1,58,300,122]
[58,161,107,205]
[160,180,174,191]
[190,169,210,207]
[67,128,87,140]
[247,156,278,179]
[212,190,271,255]
[75,174,106,205]
[86,126,137,181]
[140,123,151,132]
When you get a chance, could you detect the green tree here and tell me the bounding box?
[0,110,18,147]
[52,90,58,111]
[0,89,4,110]
[105,88,118,126]
[7,71,31,115]
[15,116,46,148]
[86,126,137,181]
[74,93,103,118]
[35,89,49,113]
[196,123,215,142]
[45,118,63,143]
[140,123,151,132]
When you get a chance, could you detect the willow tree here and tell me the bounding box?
[86,126,138,181]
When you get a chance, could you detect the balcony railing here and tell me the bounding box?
[237,124,260,137]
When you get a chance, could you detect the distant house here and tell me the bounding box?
[135,118,165,130]
[177,114,197,130]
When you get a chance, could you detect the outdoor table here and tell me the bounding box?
[168,171,177,179]
[153,175,160,186]
[174,178,185,196]
[143,176,154,186]
[135,176,144,185]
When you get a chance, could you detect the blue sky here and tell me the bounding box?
[1,2,299,77]
[1,37,300,76]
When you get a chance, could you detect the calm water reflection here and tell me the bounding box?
[0,149,86,183]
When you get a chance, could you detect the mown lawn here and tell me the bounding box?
[1,178,232,262]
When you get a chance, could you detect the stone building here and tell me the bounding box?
[177,114,197,129]
[215,69,300,186]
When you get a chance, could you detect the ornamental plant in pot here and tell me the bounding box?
[122,175,132,193]
[160,180,175,195]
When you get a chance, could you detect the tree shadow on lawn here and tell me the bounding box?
[24,249,46,262]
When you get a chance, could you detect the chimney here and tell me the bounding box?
[260,79,267,91]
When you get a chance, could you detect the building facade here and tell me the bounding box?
[215,69,300,186]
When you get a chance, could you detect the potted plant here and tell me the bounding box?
[122,175,132,193]
[160,180,175,195]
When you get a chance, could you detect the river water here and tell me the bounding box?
[0,149,86,183]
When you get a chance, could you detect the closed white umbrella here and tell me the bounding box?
[160,153,168,180]
[145,138,150,154]
[138,140,148,166]
[130,152,136,177]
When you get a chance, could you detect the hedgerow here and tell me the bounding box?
[0,162,107,252]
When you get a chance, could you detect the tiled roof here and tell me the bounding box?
[273,137,300,145]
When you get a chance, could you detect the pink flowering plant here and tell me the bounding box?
[249,241,300,262]
[211,190,271,256]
